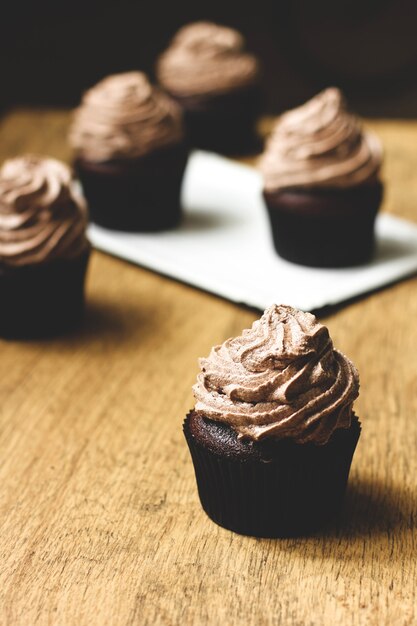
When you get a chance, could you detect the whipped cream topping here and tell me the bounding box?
[156,21,259,97]
[260,88,382,192]
[193,305,359,444]
[69,71,184,162]
[0,155,89,267]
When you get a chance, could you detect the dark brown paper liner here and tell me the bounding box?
[263,182,383,268]
[0,248,90,339]
[184,412,361,538]
[75,142,189,232]
[171,84,262,155]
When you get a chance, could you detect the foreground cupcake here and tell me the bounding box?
[156,22,261,154]
[0,155,90,338]
[69,71,187,231]
[184,305,360,537]
[260,88,383,267]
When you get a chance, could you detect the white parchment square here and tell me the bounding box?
[89,151,417,312]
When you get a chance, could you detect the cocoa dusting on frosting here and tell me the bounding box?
[260,88,382,192]
[69,72,184,162]
[156,21,259,97]
[193,305,359,444]
[0,155,89,267]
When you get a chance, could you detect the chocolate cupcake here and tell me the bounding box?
[184,305,361,537]
[69,72,188,232]
[0,155,90,339]
[260,88,383,267]
[156,22,261,155]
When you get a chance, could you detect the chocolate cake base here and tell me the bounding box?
[263,182,383,268]
[0,248,90,339]
[75,142,189,232]
[172,84,262,155]
[184,410,361,538]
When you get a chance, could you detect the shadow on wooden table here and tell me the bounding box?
[329,476,413,538]
[79,298,158,343]
[32,296,160,351]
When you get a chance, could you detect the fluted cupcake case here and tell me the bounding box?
[184,411,361,538]
[0,249,90,339]
[264,182,384,267]
[75,143,188,232]
[169,85,262,155]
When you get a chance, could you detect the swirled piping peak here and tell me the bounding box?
[260,87,382,192]
[0,155,88,267]
[69,71,184,162]
[193,304,359,444]
[156,22,259,97]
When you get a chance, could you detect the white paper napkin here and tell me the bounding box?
[88,151,417,311]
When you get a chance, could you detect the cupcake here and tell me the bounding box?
[0,155,90,339]
[69,71,188,232]
[260,88,383,267]
[184,305,361,537]
[156,22,262,154]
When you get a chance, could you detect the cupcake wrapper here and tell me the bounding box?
[75,142,188,232]
[174,84,262,155]
[0,248,90,339]
[184,415,361,538]
[263,183,383,268]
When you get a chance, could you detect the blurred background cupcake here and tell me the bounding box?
[0,155,90,339]
[260,88,383,268]
[156,22,262,155]
[69,71,188,232]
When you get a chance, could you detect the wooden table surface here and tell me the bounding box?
[0,110,416,626]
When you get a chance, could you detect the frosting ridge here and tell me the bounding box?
[260,88,382,192]
[157,22,259,97]
[69,71,184,162]
[193,305,359,444]
[0,155,89,267]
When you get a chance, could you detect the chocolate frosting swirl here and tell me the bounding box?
[260,88,382,192]
[69,72,184,162]
[193,305,359,445]
[156,22,259,97]
[0,155,89,267]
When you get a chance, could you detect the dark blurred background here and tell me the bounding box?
[2,0,417,116]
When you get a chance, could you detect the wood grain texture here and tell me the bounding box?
[0,110,416,626]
